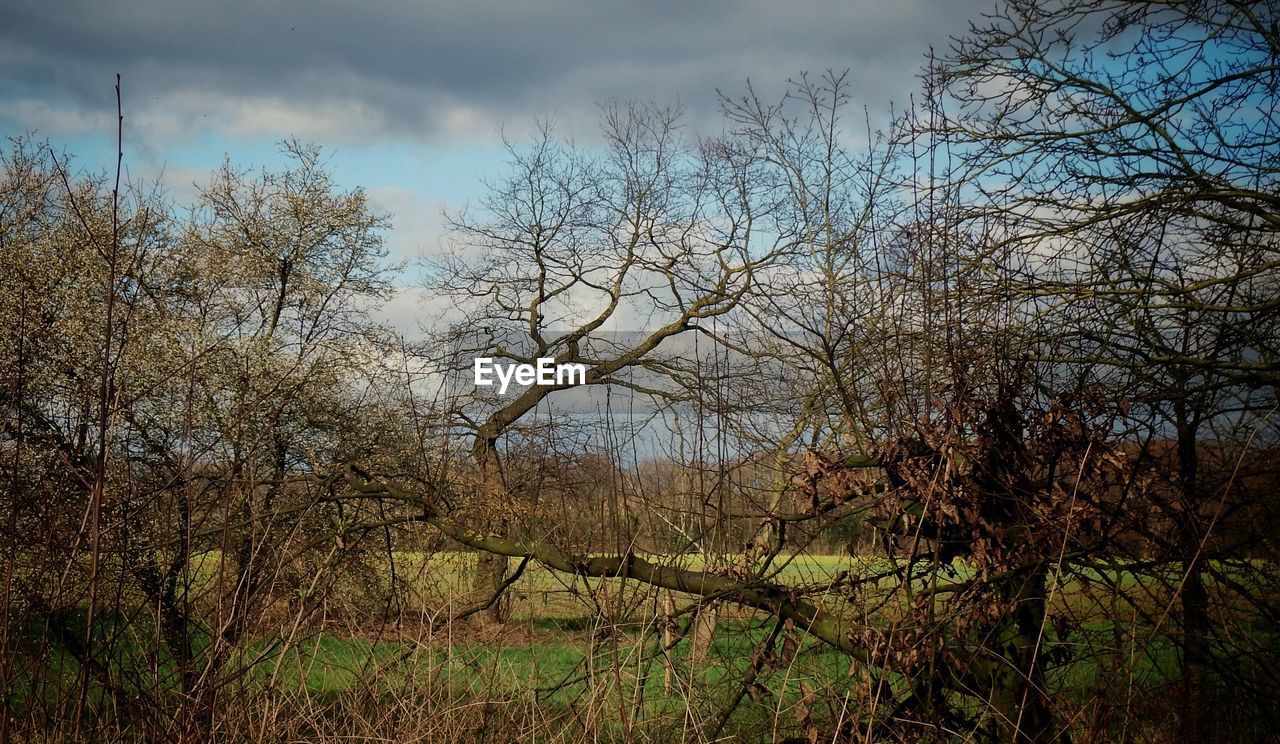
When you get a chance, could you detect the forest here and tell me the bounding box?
[1,1,1277,742]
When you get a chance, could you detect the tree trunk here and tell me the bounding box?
[473,541,512,624]
[471,436,512,623]
[691,602,719,662]
[986,567,1057,743]
[1175,404,1210,741]
[1180,561,1210,741]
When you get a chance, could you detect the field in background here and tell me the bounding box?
[14,550,1274,741]
[235,551,1259,697]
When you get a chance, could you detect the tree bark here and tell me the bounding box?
[471,435,512,623]
[984,567,1058,744]
[1175,404,1210,741]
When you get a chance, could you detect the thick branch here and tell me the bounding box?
[341,465,870,661]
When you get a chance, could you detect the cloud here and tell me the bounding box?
[374,286,446,340]
[3,99,115,137]
[0,0,994,146]
[130,90,403,145]
[365,184,451,264]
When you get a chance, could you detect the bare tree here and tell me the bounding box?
[935,1,1280,737]
[425,103,781,621]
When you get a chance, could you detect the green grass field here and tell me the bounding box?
[13,551,1275,741]
[226,551,1252,703]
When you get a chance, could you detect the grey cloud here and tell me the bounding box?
[1,0,995,144]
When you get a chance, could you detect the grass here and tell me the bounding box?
[235,550,1216,705]
[8,551,1275,741]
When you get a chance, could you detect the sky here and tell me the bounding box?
[1,0,996,335]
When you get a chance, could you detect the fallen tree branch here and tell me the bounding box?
[340,464,871,661]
